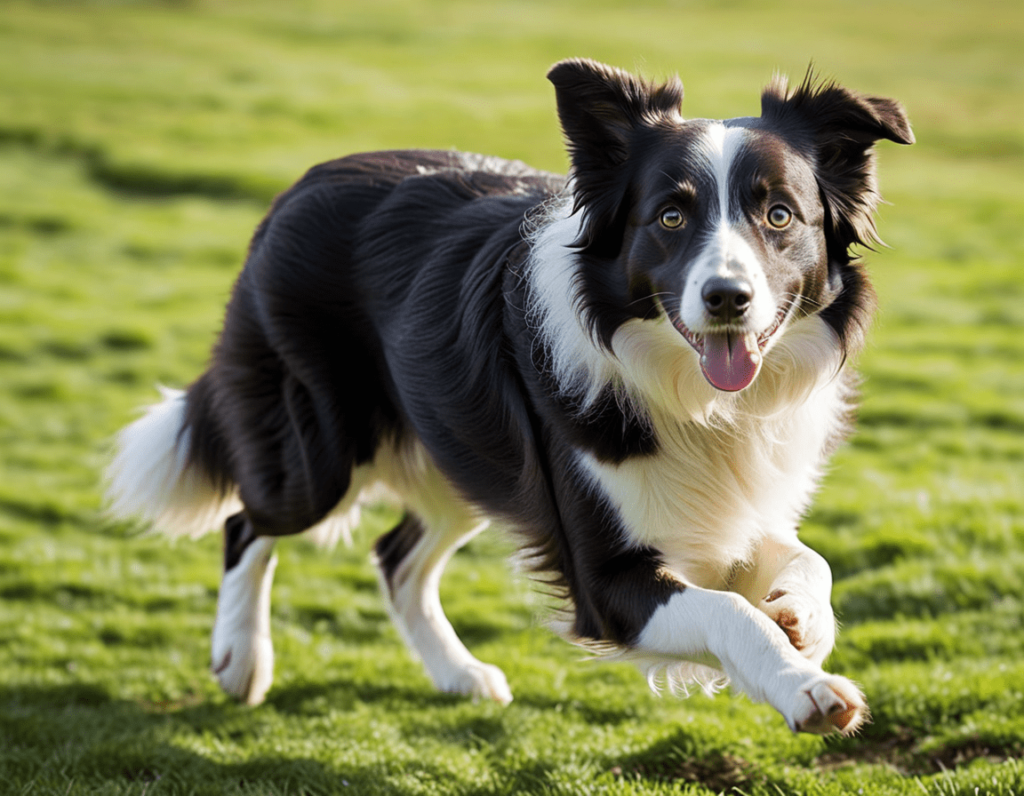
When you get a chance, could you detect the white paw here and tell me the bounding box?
[211,630,274,706]
[758,588,835,666]
[211,540,277,706]
[435,660,513,705]
[787,674,868,736]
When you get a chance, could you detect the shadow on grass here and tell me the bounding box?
[0,681,479,795]
[511,691,643,726]
[603,729,760,792]
[8,679,1018,794]
[265,677,470,715]
[0,122,278,205]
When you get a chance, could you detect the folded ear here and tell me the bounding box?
[760,72,914,259]
[548,59,683,253]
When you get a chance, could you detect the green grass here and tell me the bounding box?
[2,0,1023,793]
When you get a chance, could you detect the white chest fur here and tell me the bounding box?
[576,341,848,589]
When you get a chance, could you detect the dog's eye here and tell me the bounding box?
[659,207,685,230]
[767,205,792,229]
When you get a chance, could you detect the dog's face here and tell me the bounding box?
[548,59,913,392]
[619,119,836,391]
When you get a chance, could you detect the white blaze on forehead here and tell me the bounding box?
[678,122,777,334]
[700,121,749,224]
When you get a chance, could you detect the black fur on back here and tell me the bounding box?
[179,147,682,643]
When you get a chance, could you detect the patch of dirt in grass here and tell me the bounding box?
[928,740,1022,771]
[122,767,163,784]
[610,750,756,791]
[817,729,1023,776]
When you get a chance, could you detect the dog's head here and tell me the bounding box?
[547,59,913,392]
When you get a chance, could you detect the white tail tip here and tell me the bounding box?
[104,387,239,538]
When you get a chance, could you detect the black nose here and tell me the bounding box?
[702,277,753,320]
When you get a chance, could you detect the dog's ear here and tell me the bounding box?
[548,59,683,254]
[761,72,914,260]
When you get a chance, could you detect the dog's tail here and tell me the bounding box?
[104,384,239,538]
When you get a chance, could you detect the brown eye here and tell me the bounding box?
[767,205,792,229]
[659,207,685,229]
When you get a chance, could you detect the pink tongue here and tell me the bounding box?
[700,332,762,392]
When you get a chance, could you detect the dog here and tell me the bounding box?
[105,58,913,734]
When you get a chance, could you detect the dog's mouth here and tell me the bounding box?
[673,304,790,392]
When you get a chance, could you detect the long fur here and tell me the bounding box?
[105,60,912,733]
[106,387,239,538]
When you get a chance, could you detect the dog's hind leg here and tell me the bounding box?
[209,470,368,705]
[374,512,512,704]
[211,513,278,705]
[201,358,362,703]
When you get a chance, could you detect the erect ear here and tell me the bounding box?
[547,59,683,253]
[760,71,914,260]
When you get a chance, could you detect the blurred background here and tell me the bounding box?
[1,2,1022,794]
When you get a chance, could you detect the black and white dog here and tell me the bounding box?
[106,59,912,734]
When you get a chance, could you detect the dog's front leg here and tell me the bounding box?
[636,584,866,734]
[731,534,837,666]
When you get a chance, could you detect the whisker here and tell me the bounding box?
[779,292,822,311]
[626,291,675,309]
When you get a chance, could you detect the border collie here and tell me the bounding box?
[106,58,913,734]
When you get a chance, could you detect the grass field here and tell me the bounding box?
[2,0,1023,793]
